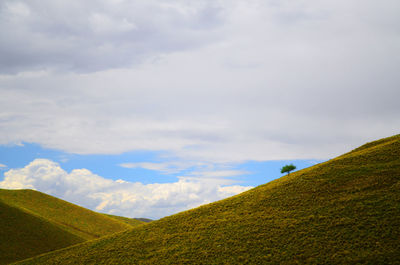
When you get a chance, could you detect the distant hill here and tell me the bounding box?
[0,189,136,264]
[16,134,400,264]
[102,213,147,227]
[134,217,153,223]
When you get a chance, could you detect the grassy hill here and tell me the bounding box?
[0,189,134,264]
[16,135,400,264]
[0,189,132,240]
[102,213,147,227]
[0,201,83,265]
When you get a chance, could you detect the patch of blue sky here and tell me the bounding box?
[0,143,325,187]
[0,143,178,184]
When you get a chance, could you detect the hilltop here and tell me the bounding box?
[0,189,143,264]
[16,134,400,264]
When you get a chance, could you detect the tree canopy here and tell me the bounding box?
[281,164,296,175]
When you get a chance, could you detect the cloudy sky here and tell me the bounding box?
[0,0,399,219]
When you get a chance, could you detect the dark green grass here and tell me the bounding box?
[16,135,400,264]
[0,201,84,265]
[0,189,135,264]
[0,189,132,240]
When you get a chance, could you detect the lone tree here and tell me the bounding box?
[281,164,296,175]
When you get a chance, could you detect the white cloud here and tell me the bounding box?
[0,0,224,73]
[89,13,137,33]
[119,161,196,174]
[0,159,252,219]
[0,0,399,164]
[0,163,6,168]
[4,2,30,17]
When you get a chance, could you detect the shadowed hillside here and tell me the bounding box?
[0,189,137,264]
[0,189,132,240]
[16,135,400,264]
[0,201,83,265]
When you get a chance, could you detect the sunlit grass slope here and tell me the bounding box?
[0,201,84,265]
[0,189,132,240]
[17,135,400,264]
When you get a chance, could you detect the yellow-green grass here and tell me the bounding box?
[0,189,135,264]
[0,189,132,240]
[102,213,146,227]
[0,201,84,265]
[16,135,400,264]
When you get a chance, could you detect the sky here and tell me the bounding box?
[0,0,399,219]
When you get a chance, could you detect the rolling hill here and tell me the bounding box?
[0,200,83,265]
[14,135,400,264]
[0,189,142,264]
[0,189,134,240]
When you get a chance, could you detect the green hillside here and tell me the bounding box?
[0,201,84,265]
[0,189,132,240]
[0,189,134,264]
[102,213,146,227]
[16,135,400,264]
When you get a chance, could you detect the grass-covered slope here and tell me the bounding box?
[102,213,146,227]
[0,189,132,240]
[0,189,134,264]
[0,201,84,265]
[17,135,400,264]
